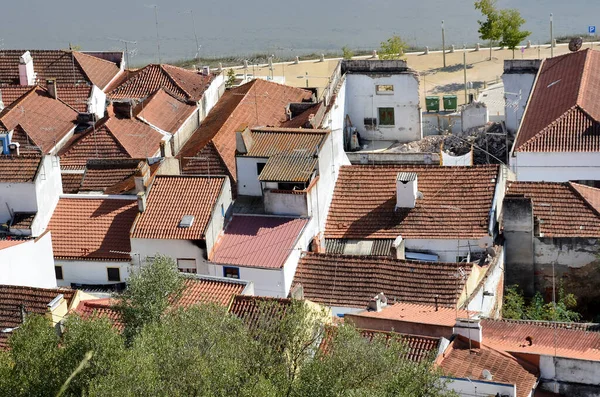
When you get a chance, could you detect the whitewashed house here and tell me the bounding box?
[501,59,541,134]
[0,233,57,289]
[130,175,232,273]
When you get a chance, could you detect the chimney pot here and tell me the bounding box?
[47,79,58,99]
[396,172,418,209]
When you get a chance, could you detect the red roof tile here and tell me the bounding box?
[481,318,600,361]
[104,116,164,158]
[181,141,231,177]
[10,212,36,230]
[211,215,308,269]
[571,182,600,213]
[131,175,226,240]
[0,285,76,348]
[53,84,92,113]
[506,181,600,237]
[351,302,469,327]
[79,159,144,193]
[179,79,313,181]
[437,336,538,397]
[0,239,26,250]
[0,87,77,153]
[294,252,472,308]
[325,165,499,239]
[0,154,41,182]
[0,85,32,106]
[108,64,213,101]
[8,125,41,155]
[228,295,293,329]
[72,52,122,90]
[136,88,196,133]
[281,102,324,129]
[61,172,84,193]
[47,197,138,260]
[515,49,600,152]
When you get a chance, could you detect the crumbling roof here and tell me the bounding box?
[131,175,226,240]
[437,336,538,397]
[79,159,145,193]
[281,102,324,129]
[211,215,308,269]
[47,197,138,261]
[108,64,213,101]
[178,79,314,181]
[515,49,600,152]
[481,318,600,361]
[506,181,600,237]
[0,154,41,182]
[0,87,77,153]
[136,88,197,133]
[0,285,76,348]
[325,165,499,239]
[349,302,469,327]
[10,212,36,230]
[293,252,471,308]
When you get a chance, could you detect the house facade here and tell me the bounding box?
[0,233,56,289]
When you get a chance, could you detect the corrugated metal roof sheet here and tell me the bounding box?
[242,129,327,158]
[258,152,317,182]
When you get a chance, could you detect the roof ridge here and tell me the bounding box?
[0,85,39,117]
[160,64,193,99]
[567,181,600,220]
[92,120,132,157]
[516,106,580,151]
[576,49,593,107]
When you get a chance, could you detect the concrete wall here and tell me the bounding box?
[443,377,519,397]
[56,259,131,286]
[422,113,461,136]
[237,157,267,196]
[404,237,492,263]
[461,102,489,132]
[511,152,600,182]
[0,232,56,288]
[502,197,535,295]
[346,151,439,165]
[264,190,308,217]
[540,355,600,397]
[503,59,540,134]
[466,248,504,318]
[345,73,421,142]
[346,314,453,338]
[199,73,225,121]
[171,108,200,155]
[33,155,63,236]
[0,182,36,226]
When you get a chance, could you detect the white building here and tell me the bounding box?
[510,49,600,185]
[47,195,139,287]
[130,175,232,273]
[501,59,541,134]
[0,232,57,289]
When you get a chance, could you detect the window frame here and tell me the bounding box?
[375,84,394,95]
[107,267,121,282]
[223,266,240,279]
[54,266,63,280]
[256,162,266,176]
[378,107,395,126]
[177,258,197,274]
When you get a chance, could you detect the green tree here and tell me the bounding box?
[225,68,236,88]
[503,285,582,322]
[112,255,184,342]
[474,0,503,60]
[342,46,354,60]
[502,284,526,319]
[499,8,531,59]
[379,35,408,60]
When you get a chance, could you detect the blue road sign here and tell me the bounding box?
[589,25,596,35]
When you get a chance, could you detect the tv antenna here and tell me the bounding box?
[107,37,137,75]
[181,10,201,65]
[145,4,162,63]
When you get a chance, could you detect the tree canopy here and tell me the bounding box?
[503,285,582,322]
[474,0,502,59]
[379,35,408,60]
[499,8,532,58]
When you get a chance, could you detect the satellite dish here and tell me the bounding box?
[569,37,583,52]
[482,369,493,381]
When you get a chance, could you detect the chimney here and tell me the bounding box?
[235,126,254,154]
[47,79,58,99]
[19,51,36,86]
[396,172,418,209]
[134,162,150,194]
[453,318,482,344]
[367,292,388,312]
[137,191,147,213]
[202,66,210,76]
[391,235,405,260]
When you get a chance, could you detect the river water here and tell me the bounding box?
[1,0,597,64]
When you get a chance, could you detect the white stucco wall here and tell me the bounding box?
[443,377,519,397]
[237,157,267,196]
[205,177,232,255]
[172,108,200,155]
[209,263,284,297]
[503,73,536,134]
[89,85,107,119]
[199,73,225,121]
[0,182,36,226]
[465,248,504,318]
[344,73,421,142]
[131,238,209,274]
[404,237,492,263]
[56,259,131,286]
[511,152,600,182]
[540,355,600,386]
[32,155,63,236]
[264,190,308,216]
[0,232,57,288]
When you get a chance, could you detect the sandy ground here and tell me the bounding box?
[246,42,592,107]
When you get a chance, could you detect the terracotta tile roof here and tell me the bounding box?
[61,172,84,193]
[228,295,292,329]
[53,84,92,113]
[0,154,41,182]
[104,116,164,158]
[179,79,314,181]
[437,336,538,397]
[571,182,600,213]
[294,252,471,308]
[211,215,308,269]
[481,318,600,361]
[76,275,247,330]
[79,160,143,193]
[10,212,36,230]
[47,197,138,260]
[325,165,499,239]
[515,49,600,152]
[0,285,76,348]
[8,125,41,155]
[281,102,324,128]
[0,85,31,105]
[108,64,213,101]
[0,239,26,250]
[351,302,469,327]
[505,181,600,237]
[181,141,230,177]
[0,87,77,153]
[72,52,122,90]
[137,88,196,133]
[131,175,226,240]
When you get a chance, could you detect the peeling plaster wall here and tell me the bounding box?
[539,355,600,397]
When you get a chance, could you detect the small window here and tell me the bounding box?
[178,258,197,274]
[107,267,121,282]
[54,266,63,280]
[378,107,395,126]
[223,266,240,279]
[256,162,266,176]
[376,84,394,94]
[221,203,225,217]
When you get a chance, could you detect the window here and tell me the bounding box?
[256,162,266,176]
[178,258,197,274]
[221,203,225,217]
[378,107,395,126]
[54,266,63,280]
[376,84,394,94]
[223,266,240,279]
[107,267,121,282]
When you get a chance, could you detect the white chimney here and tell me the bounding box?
[453,318,482,344]
[137,191,147,213]
[367,292,388,312]
[19,51,36,86]
[396,172,418,209]
[47,79,58,99]
[391,235,405,260]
